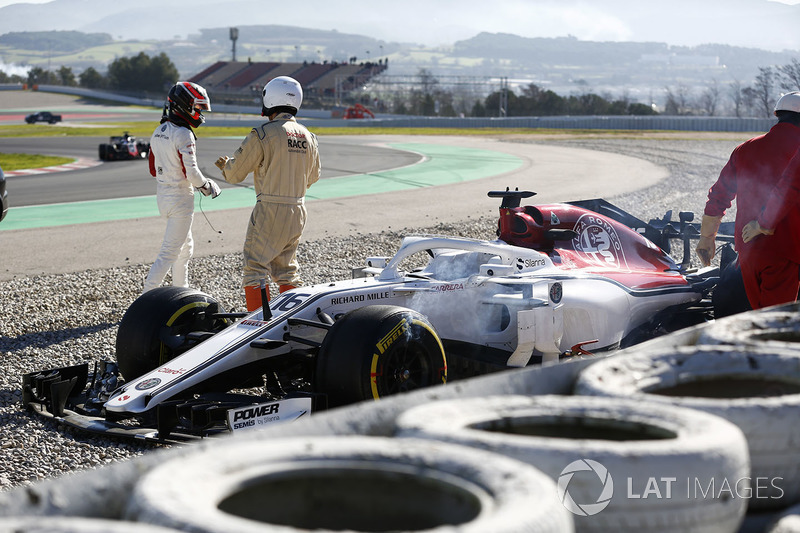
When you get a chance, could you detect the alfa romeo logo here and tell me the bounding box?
[557,459,614,516]
[549,282,563,304]
[135,378,162,391]
[572,215,627,269]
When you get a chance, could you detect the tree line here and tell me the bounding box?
[381,59,800,119]
[0,51,797,118]
[662,61,800,118]
[0,51,179,96]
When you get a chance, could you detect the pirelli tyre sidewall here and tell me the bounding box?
[394,394,749,533]
[697,303,800,348]
[125,436,574,533]
[115,286,228,381]
[315,305,447,408]
[574,345,800,510]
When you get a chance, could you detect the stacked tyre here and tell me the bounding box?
[124,436,573,533]
[767,503,800,532]
[574,344,800,511]
[0,517,183,533]
[696,304,800,349]
[393,394,749,533]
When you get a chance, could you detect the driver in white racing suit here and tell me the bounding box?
[142,81,221,294]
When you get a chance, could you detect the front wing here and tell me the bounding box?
[22,362,314,444]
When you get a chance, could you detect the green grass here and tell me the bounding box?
[0,152,74,170]
[0,121,753,170]
[0,122,582,170]
[0,122,665,139]
[0,123,254,138]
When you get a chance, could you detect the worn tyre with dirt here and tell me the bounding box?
[125,436,574,533]
[395,394,749,533]
[697,303,800,350]
[575,344,800,509]
[766,502,800,532]
[0,517,183,533]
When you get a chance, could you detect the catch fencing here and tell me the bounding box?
[19,85,778,133]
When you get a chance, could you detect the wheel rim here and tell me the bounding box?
[382,343,433,395]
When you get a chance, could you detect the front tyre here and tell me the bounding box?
[315,305,447,408]
[115,287,230,381]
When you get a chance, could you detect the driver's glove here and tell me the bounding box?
[200,179,221,199]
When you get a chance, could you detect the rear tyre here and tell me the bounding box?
[98,144,107,161]
[115,287,229,381]
[315,305,447,408]
[712,256,751,319]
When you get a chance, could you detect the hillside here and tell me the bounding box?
[0,0,798,51]
[0,23,796,110]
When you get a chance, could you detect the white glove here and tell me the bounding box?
[200,179,221,198]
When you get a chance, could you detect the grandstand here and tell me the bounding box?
[188,60,388,107]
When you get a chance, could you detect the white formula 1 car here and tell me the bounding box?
[23,189,743,443]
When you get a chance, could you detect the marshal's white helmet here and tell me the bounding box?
[774,91,800,115]
[262,76,303,115]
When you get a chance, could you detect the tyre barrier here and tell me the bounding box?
[574,345,800,510]
[696,304,800,349]
[124,436,574,533]
[766,502,800,532]
[394,394,749,533]
[0,517,183,532]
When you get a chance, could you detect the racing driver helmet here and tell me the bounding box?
[167,81,211,128]
[774,91,800,116]
[262,76,303,117]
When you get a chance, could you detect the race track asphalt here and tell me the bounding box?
[1,135,666,281]
[0,92,668,280]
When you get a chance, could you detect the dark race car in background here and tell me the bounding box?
[99,132,150,161]
[24,111,62,124]
[22,189,747,444]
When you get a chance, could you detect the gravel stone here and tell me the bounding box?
[0,138,741,491]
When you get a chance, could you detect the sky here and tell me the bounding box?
[0,0,798,51]
[2,0,794,5]
[0,0,797,11]
[2,0,797,5]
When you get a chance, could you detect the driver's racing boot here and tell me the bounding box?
[245,285,268,312]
